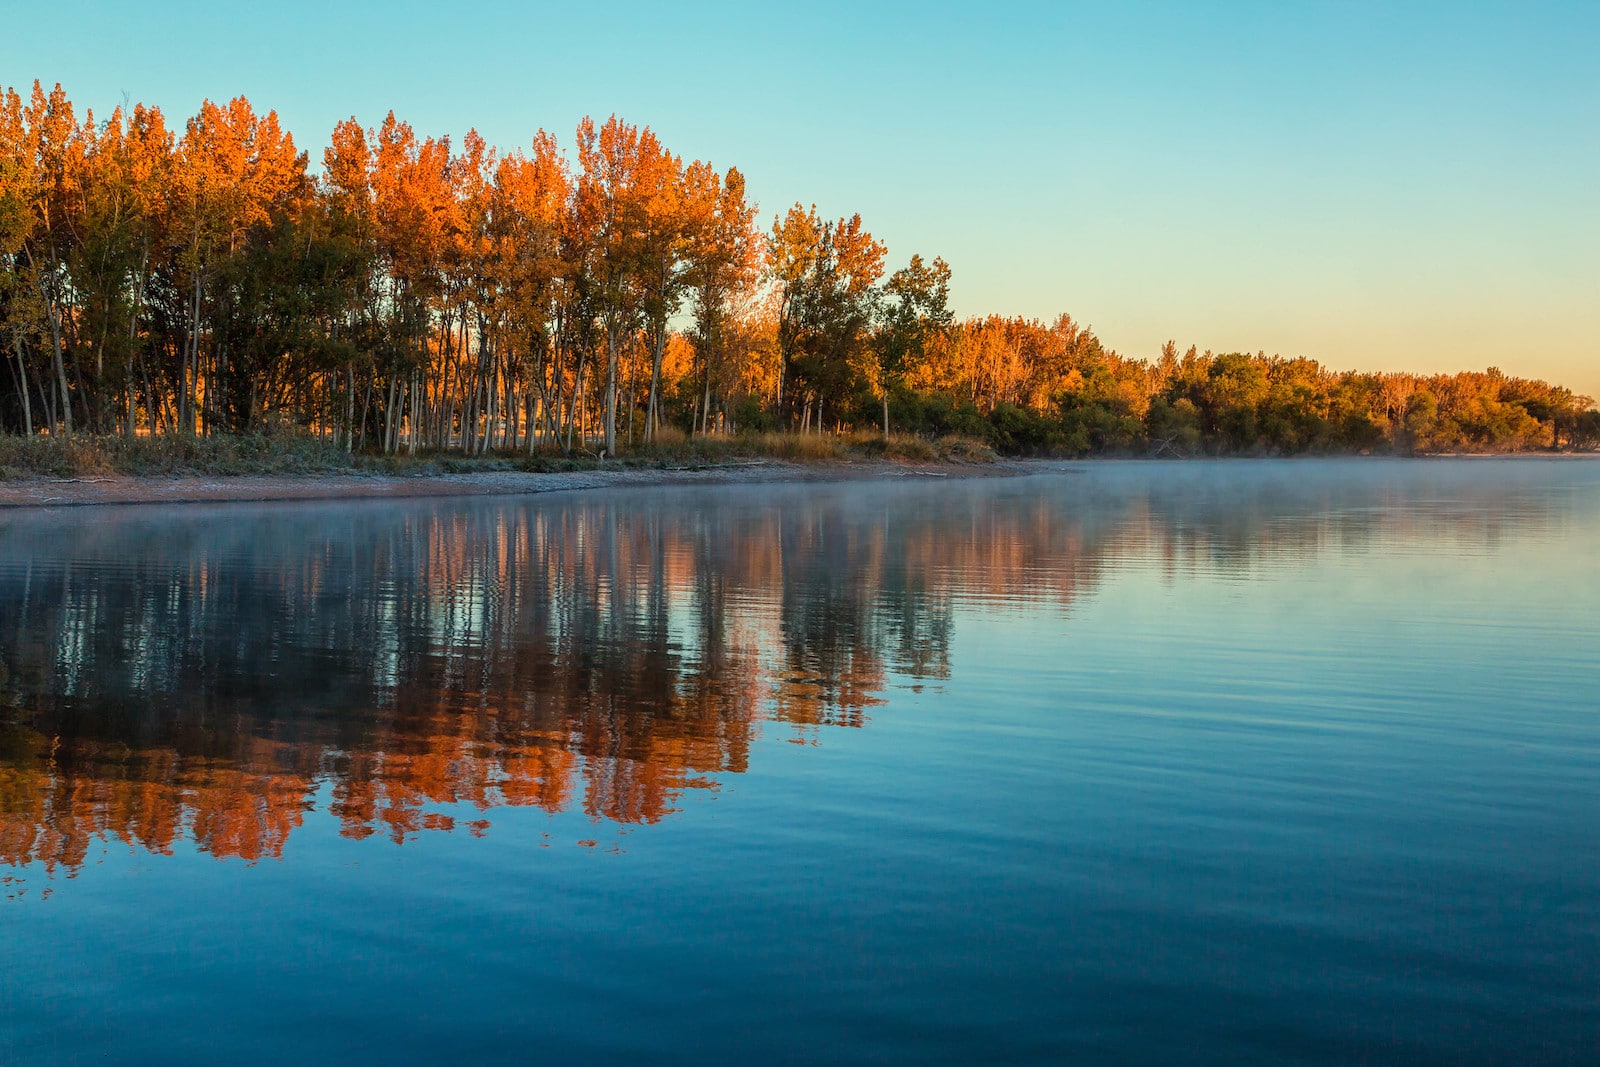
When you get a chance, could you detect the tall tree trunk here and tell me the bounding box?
[123,262,145,438]
[701,370,713,437]
[776,352,786,427]
[646,325,665,443]
[183,269,203,436]
[143,361,160,436]
[39,285,72,437]
[383,376,398,454]
[10,336,33,436]
[565,346,587,455]
[409,372,419,455]
[528,380,540,451]
[603,326,619,456]
[344,363,355,452]
[625,335,639,446]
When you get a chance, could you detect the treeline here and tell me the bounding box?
[2,82,1595,455]
[900,325,1600,455]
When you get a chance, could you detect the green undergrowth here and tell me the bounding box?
[0,431,996,480]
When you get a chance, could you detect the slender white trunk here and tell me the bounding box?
[11,336,33,436]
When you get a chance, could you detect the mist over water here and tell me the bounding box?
[2,459,1597,1064]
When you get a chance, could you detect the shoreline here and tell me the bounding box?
[0,458,1029,510]
[0,451,1593,511]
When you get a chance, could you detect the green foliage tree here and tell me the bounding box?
[874,253,952,437]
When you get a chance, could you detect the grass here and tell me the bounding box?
[0,430,995,480]
[0,434,362,479]
[623,428,996,466]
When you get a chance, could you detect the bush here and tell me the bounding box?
[932,436,997,463]
[730,396,778,434]
[987,402,1061,454]
[850,432,936,462]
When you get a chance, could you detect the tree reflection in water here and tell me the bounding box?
[0,465,1566,877]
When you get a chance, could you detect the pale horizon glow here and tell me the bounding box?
[4,0,1596,397]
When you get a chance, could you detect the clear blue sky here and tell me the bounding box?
[5,1,1597,396]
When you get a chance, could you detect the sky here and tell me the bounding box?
[4,0,1597,397]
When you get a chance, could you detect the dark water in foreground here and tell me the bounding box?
[1,459,1596,1065]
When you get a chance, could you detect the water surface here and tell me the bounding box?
[2,459,1596,1064]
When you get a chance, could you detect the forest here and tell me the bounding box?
[2,81,1596,458]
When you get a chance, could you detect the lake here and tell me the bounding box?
[1,459,1596,1065]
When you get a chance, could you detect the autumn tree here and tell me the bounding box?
[489,130,569,450]
[576,115,652,456]
[18,82,80,434]
[0,86,38,434]
[682,163,759,435]
[768,205,885,432]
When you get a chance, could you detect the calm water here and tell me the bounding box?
[1,459,1596,1065]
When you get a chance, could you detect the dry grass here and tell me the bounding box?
[607,428,846,464]
[615,430,994,465]
[0,434,361,479]
[0,430,994,480]
[845,432,998,464]
[931,435,998,463]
